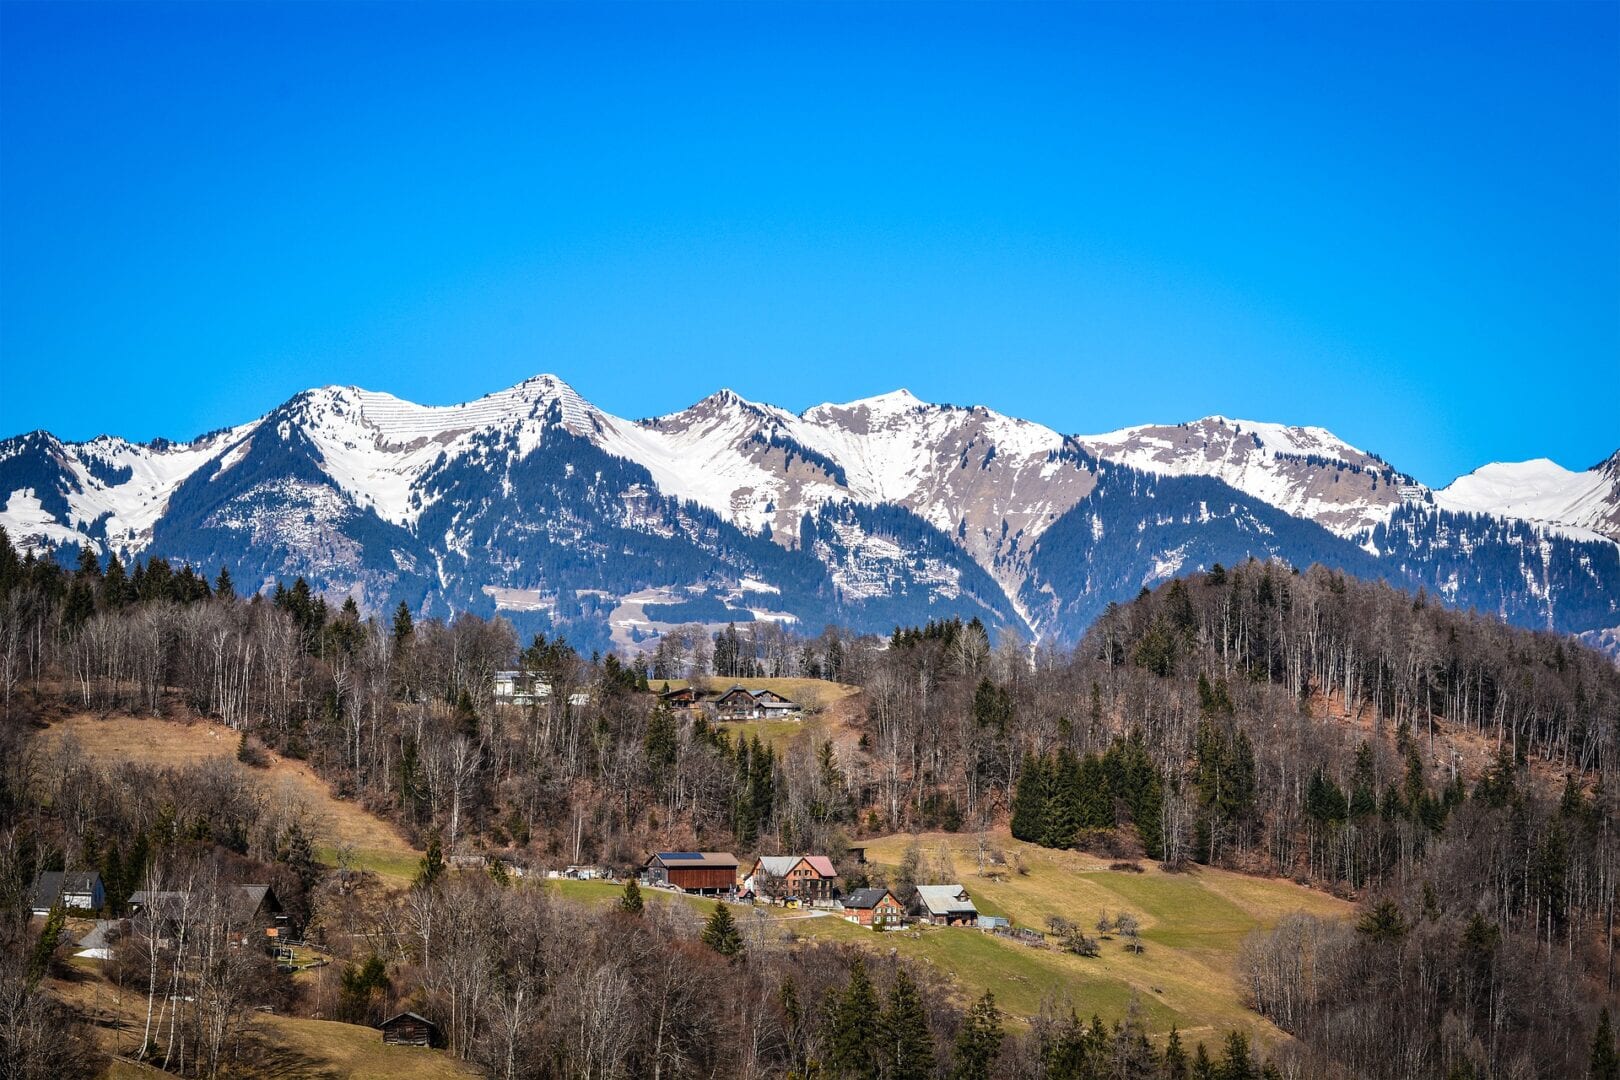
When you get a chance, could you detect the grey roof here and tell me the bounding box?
[379,1011,439,1030]
[30,870,101,910]
[915,884,977,916]
[844,887,897,910]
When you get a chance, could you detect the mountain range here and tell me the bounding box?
[3,374,1617,654]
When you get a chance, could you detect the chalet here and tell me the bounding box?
[712,685,763,720]
[379,1011,442,1048]
[658,686,699,710]
[493,670,551,706]
[128,884,289,943]
[914,884,978,927]
[29,871,104,916]
[746,855,837,902]
[645,852,739,895]
[842,887,905,929]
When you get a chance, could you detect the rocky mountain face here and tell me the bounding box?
[3,375,1616,653]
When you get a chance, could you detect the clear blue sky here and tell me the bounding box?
[2,2,1616,486]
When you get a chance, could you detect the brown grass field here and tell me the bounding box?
[39,712,423,884]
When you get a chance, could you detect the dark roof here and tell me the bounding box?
[651,852,737,869]
[30,870,101,909]
[379,1011,439,1031]
[844,887,897,910]
[127,883,279,918]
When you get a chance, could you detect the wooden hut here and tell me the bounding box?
[379,1011,441,1048]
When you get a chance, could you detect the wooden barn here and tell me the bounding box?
[379,1011,442,1048]
[645,851,738,894]
[711,685,762,720]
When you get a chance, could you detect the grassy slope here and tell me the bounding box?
[41,712,422,884]
[802,832,1350,1044]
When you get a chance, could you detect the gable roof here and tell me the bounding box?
[651,851,738,869]
[30,870,101,909]
[753,854,838,879]
[714,686,757,704]
[379,1011,439,1031]
[915,884,977,915]
[843,887,898,910]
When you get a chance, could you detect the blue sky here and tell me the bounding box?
[1,2,1616,486]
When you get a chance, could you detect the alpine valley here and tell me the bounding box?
[3,374,1618,654]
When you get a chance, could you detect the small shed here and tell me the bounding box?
[379,1011,442,1048]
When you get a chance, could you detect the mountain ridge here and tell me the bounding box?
[3,374,1617,653]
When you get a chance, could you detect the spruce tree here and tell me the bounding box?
[951,991,1003,1080]
[416,830,445,889]
[392,601,414,646]
[1594,1009,1620,1080]
[829,958,879,1078]
[880,968,934,1080]
[1010,753,1049,843]
[1217,1030,1255,1080]
[214,566,235,601]
[701,901,743,958]
[619,878,644,915]
[1164,1026,1189,1080]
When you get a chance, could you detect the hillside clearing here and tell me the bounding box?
[797,832,1351,1043]
[39,712,422,884]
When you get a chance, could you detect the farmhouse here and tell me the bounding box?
[645,852,739,894]
[914,884,979,926]
[712,685,763,720]
[842,887,905,929]
[746,855,837,902]
[128,883,290,943]
[711,685,804,721]
[659,686,700,710]
[378,1011,442,1048]
[29,870,105,916]
[493,670,551,705]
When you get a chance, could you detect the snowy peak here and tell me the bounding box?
[1435,454,1620,543]
[1076,415,1419,538]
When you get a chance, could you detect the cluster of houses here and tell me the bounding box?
[658,683,803,721]
[493,670,805,722]
[641,850,991,931]
[492,670,591,708]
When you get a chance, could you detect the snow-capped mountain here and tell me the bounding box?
[1435,453,1620,544]
[1075,416,1424,540]
[2,375,1616,652]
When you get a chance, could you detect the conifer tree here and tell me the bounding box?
[1217,1030,1255,1080]
[880,967,934,1080]
[1164,1026,1189,1080]
[392,600,414,646]
[1593,1008,1620,1080]
[951,991,1003,1080]
[619,878,644,915]
[416,830,445,889]
[214,566,235,600]
[829,957,879,1078]
[702,901,743,958]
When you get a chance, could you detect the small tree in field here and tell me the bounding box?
[619,878,644,915]
[702,901,744,958]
